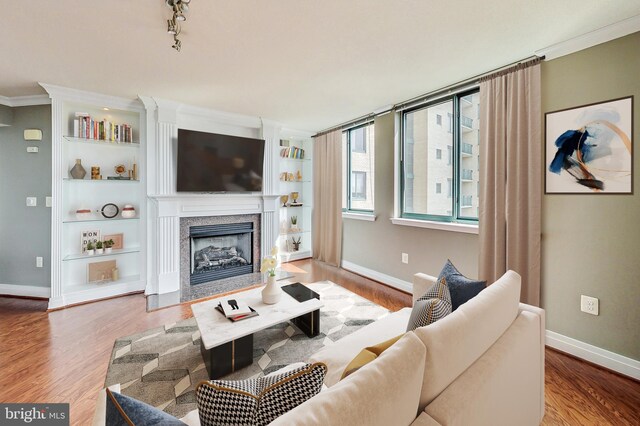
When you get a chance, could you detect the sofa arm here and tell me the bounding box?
[519,303,546,421]
[413,273,437,305]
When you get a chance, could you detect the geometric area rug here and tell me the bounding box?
[104,281,390,419]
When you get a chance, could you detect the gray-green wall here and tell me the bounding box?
[342,32,639,361]
[342,112,479,285]
[0,105,13,126]
[0,105,52,287]
[541,32,640,361]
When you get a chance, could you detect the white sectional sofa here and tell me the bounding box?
[271,270,545,426]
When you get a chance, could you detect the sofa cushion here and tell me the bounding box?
[106,388,185,425]
[270,332,427,426]
[308,307,411,387]
[438,259,486,311]
[413,270,521,411]
[195,362,326,426]
[407,277,452,331]
[341,334,403,379]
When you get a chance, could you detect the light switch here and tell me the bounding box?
[27,146,39,153]
[46,196,52,207]
[26,197,37,207]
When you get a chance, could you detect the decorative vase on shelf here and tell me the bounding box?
[70,159,86,179]
[262,275,282,304]
[121,204,136,218]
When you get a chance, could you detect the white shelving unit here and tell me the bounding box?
[277,137,313,262]
[42,84,147,309]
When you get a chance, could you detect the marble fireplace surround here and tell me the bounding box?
[180,214,261,302]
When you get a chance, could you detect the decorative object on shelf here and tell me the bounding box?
[121,204,136,219]
[88,259,117,283]
[103,233,123,250]
[545,96,633,194]
[165,0,190,51]
[291,237,301,252]
[104,239,114,254]
[81,230,101,253]
[280,195,289,207]
[76,207,92,220]
[296,170,303,181]
[290,192,299,204]
[86,242,95,256]
[95,241,104,255]
[91,166,101,180]
[290,216,299,231]
[112,267,120,281]
[261,246,282,304]
[100,203,120,219]
[70,159,87,179]
[132,159,138,181]
[114,164,127,176]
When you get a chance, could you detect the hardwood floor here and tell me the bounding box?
[0,259,637,425]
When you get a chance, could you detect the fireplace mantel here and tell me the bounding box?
[149,193,280,218]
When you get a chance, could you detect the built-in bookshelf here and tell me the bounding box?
[42,84,147,309]
[277,136,313,262]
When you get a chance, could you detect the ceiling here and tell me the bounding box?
[1,1,639,131]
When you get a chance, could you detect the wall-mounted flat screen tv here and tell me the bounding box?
[176,129,265,192]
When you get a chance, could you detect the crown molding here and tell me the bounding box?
[280,127,315,139]
[39,83,144,112]
[0,94,50,107]
[536,14,640,60]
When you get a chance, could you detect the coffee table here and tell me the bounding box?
[191,282,323,379]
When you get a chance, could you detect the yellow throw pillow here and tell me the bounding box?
[340,334,404,380]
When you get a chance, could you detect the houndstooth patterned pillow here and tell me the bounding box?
[406,276,452,331]
[196,362,327,426]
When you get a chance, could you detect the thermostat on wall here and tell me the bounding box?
[24,129,42,141]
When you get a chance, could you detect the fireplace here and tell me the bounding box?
[190,223,254,285]
[180,214,261,302]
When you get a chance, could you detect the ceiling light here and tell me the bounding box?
[102,107,110,111]
[164,0,190,51]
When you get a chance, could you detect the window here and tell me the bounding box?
[401,89,480,223]
[352,172,367,199]
[342,123,375,212]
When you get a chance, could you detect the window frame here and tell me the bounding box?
[351,171,367,200]
[343,122,375,214]
[399,88,479,225]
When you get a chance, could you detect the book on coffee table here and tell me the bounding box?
[216,303,259,322]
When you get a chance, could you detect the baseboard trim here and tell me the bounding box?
[546,330,640,380]
[341,260,412,293]
[0,283,50,299]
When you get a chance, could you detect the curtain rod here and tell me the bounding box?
[313,54,544,138]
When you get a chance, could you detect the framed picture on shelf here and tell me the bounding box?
[545,96,633,194]
[103,233,124,250]
[81,230,101,253]
[88,260,117,283]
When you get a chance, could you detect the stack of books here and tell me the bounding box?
[216,299,258,322]
[280,146,305,159]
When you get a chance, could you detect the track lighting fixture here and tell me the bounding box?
[164,0,190,51]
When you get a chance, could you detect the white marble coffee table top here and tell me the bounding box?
[191,284,324,349]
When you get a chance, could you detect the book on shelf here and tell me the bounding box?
[72,112,134,143]
[107,176,132,180]
[279,146,305,159]
[216,303,258,322]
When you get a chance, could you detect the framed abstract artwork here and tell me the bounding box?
[545,96,633,194]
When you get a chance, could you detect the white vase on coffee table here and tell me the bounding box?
[262,275,282,304]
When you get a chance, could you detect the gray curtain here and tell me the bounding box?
[312,130,343,266]
[478,61,542,306]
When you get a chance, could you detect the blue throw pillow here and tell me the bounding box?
[438,260,486,311]
[106,388,185,425]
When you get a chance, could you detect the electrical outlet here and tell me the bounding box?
[27,146,39,153]
[36,257,43,268]
[401,253,409,264]
[580,295,599,316]
[26,197,37,207]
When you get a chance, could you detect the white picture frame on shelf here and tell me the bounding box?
[81,230,101,253]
